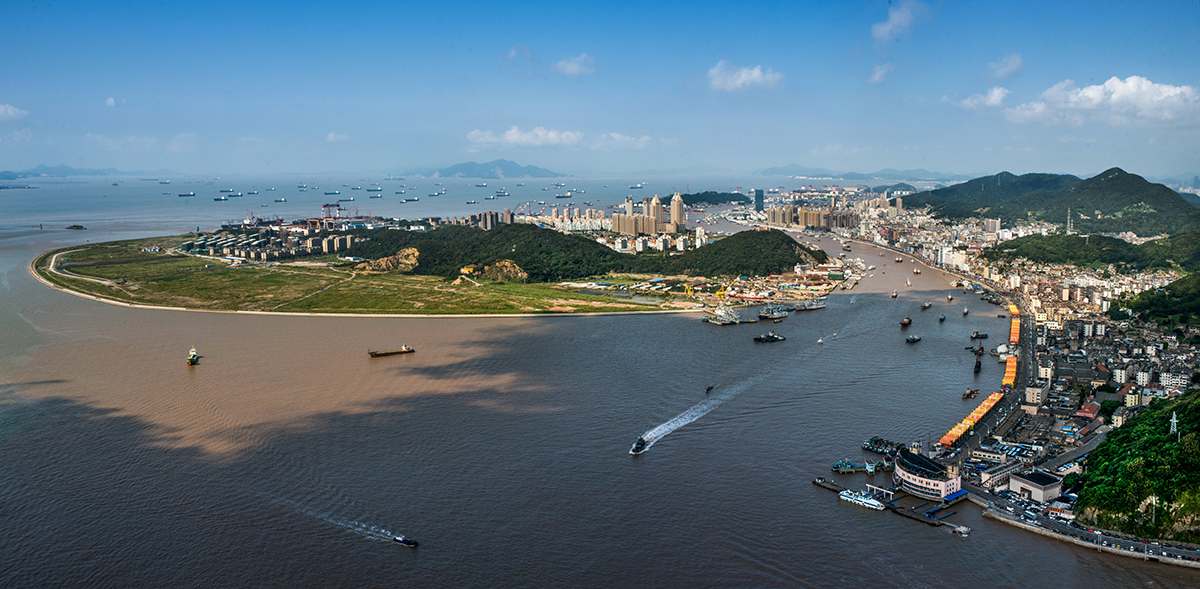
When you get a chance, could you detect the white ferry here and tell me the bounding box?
[839,489,885,510]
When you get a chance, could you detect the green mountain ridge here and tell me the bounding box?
[906,171,1081,219]
[345,224,824,281]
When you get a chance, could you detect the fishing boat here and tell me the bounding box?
[906,279,912,287]
[939,314,946,322]
[630,437,648,455]
[971,331,988,339]
[187,348,199,366]
[891,290,898,298]
[839,489,885,510]
[920,301,932,310]
[393,536,419,548]
[816,338,824,344]
[368,345,415,357]
[906,335,921,343]
[754,331,786,343]
[900,316,912,326]
[912,268,921,274]
[947,292,954,301]
[963,307,969,316]
[758,303,788,320]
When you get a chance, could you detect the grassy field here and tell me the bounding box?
[34,236,692,314]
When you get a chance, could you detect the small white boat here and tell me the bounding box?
[817,338,824,344]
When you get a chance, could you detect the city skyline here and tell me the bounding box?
[2,1,1198,178]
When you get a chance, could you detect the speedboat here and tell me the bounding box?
[817,338,824,344]
[393,535,419,548]
[630,437,648,455]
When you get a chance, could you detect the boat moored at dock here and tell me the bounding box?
[839,489,886,510]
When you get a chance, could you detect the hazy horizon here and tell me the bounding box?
[2,1,1198,178]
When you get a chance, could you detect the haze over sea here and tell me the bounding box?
[1,179,1195,587]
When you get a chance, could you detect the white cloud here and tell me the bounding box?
[1004,75,1200,126]
[707,60,783,92]
[869,63,894,84]
[105,97,116,107]
[326,132,349,142]
[592,132,652,151]
[552,53,595,76]
[0,129,34,144]
[468,125,584,147]
[503,44,540,76]
[959,86,1011,109]
[0,104,30,122]
[85,132,158,151]
[166,132,195,153]
[989,54,1024,80]
[871,0,927,43]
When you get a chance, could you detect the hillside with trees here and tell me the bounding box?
[904,171,1080,219]
[344,224,823,281]
[987,168,1200,236]
[1119,273,1200,327]
[1072,388,1200,541]
[983,231,1200,273]
[678,191,749,206]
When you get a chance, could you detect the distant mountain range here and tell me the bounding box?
[755,164,974,182]
[0,164,179,180]
[405,159,565,179]
[913,167,1200,236]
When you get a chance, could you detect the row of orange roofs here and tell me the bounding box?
[938,391,1006,447]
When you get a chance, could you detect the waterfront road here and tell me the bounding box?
[968,484,1200,565]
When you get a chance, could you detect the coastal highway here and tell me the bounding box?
[969,484,1200,566]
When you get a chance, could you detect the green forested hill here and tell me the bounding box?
[904,171,1080,219]
[1123,273,1200,325]
[988,168,1200,235]
[983,232,1200,273]
[679,191,750,206]
[1074,388,1200,541]
[345,224,824,281]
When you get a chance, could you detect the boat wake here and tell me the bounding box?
[271,496,403,543]
[633,372,769,453]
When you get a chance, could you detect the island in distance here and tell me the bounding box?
[403,159,566,180]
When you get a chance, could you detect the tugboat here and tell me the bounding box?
[368,345,415,357]
[187,347,199,366]
[900,316,912,327]
[630,437,648,455]
[891,290,898,298]
[971,331,988,339]
[906,334,921,343]
[939,314,946,322]
[920,301,932,310]
[754,331,786,343]
[393,535,419,548]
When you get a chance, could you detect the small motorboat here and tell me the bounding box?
[705,385,714,393]
[630,437,648,455]
[891,290,898,299]
[906,335,921,343]
[939,314,946,322]
[817,338,824,344]
[900,316,912,327]
[963,307,969,316]
[394,535,419,548]
[187,347,199,366]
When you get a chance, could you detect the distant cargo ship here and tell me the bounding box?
[368,346,415,358]
[476,183,487,187]
[367,187,382,192]
[326,191,340,195]
[178,192,195,197]
[629,183,644,189]
[274,198,286,202]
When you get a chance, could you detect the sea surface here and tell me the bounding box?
[1,178,1195,587]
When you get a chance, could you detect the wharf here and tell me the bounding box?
[812,478,845,492]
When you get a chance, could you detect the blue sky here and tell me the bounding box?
[2,0,1198,178]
